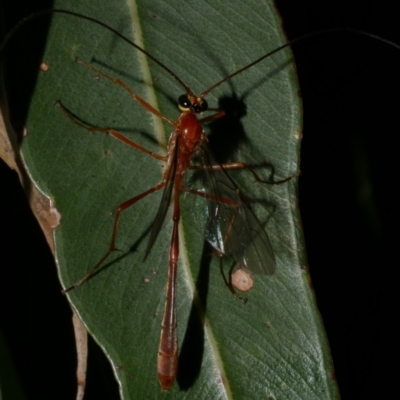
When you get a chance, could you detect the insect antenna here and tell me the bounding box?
[0,8,193,95]
[200,27,400,98]
[2,10,400,103]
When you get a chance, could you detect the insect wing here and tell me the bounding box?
[144,138,178,258]
[183,142,276,275]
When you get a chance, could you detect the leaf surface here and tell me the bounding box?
[19,0,338,398]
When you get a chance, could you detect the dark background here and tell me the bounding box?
[276,1,399,399]
[1,1,398,398]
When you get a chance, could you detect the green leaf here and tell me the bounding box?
[19,0,338,398]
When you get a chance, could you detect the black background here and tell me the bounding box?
[1,1,399,398]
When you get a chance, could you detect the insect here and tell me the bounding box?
[48,11,297,389]
[3,4,400,398]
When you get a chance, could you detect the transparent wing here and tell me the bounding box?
[182,141,275,275]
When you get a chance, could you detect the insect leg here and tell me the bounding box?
[157,182,181,390]
[62,181,165,294]
[218,162,299,184]
[198,109,225,124]
[56,101,167,161]
[218,256,247,303]
[157,220,179,390]
[192,161,299,184]
[75,58,175,126]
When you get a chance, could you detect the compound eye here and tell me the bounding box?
[178,94,190,110]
